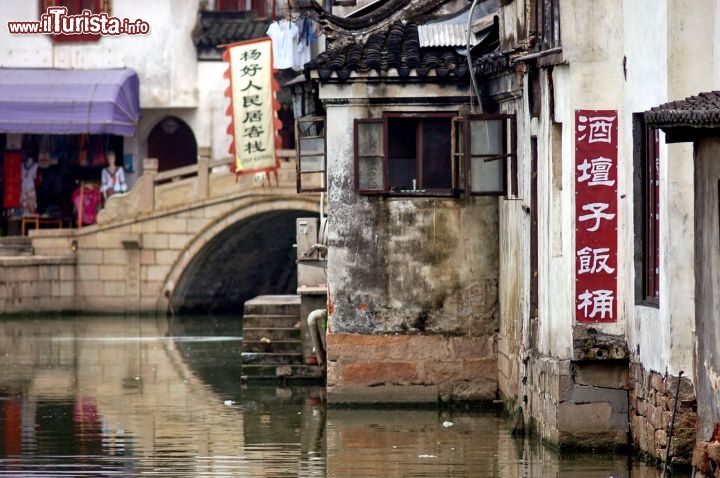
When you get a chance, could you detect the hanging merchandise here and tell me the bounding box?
[77,134,89,167]
[72,183,102,226]
[20,156,38,215]
[37,135,52,169]
[92,135,109,168]
[3,152,21,209]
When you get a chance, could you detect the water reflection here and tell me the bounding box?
[0,316,689,477]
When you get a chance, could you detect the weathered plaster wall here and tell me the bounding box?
[695,139,720,443]
[322,79,499,403]
[323,81,498,336]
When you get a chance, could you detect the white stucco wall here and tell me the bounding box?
[503,0,706,371]
[621,0,717,376]
[0,1,200,108]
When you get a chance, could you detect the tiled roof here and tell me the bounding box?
[194,11,271,60]
[645,91,720,128]
[305,21,470,81]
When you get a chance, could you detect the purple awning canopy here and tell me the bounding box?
[0,68,140,136]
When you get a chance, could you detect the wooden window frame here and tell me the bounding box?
[633,114,660,306]
[465,113,516,197]
[295,115,326,193]
[353,112,517,198]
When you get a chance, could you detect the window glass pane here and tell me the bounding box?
[299,172,324,191]
[299,137,324,156]
[422,119,452,189]
[471,119,503,156]
[359,156,384,190]
[299,155,324,173]
[358,122,383,157]
[471,157,503,192]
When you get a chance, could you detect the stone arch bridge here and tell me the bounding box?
[5,155,320,315]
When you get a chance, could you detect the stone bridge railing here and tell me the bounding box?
[97,148,298,225]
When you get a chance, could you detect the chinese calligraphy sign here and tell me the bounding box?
[575,110,618,323]
[223,38,280,177]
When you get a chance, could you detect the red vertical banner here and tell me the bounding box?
[575,110,618,323]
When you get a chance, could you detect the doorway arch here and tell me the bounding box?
[147,116,198,172]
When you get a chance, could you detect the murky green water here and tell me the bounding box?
[0,315,688,477]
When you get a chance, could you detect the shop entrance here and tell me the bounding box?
[0,133,125,235]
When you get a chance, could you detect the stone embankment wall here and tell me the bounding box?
[522,356,630,449]
[0,256,75,313]
[693,427,720,478]
[629,363,697,465]
[326,334,497,404]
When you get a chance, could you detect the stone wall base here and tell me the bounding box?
[0,256,76,313]
[629,363,697,465]
[326,333,497,405]
[523,354,630,449]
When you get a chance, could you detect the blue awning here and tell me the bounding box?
[0,68,140,136]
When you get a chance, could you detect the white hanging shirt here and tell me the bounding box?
[266,19,298,70]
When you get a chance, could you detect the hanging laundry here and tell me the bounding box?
[294,15,317,70]
[266,17,299,70]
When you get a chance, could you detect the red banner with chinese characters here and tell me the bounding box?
[575,110,618,323]
[223,37,281,178]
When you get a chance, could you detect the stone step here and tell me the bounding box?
[0,237,33,256]
[243,327,301,341]
[241,352,304,366]
[242,340,302,353]
[243,295,301,316]
[240,364,324,380]
[243,314,301,329]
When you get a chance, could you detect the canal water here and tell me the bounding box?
[0,315,689,477]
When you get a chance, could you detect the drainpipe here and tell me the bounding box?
[307,309,327,366]
[466,0,483,112]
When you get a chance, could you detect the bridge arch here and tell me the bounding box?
[162,196,319,314]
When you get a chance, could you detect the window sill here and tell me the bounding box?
[358,190,459,198]
[637,299,660,309]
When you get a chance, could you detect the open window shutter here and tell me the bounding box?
[295,115,326,193]
[452,116,465,194]
[465,113,516,196]
[354,118,385,193]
